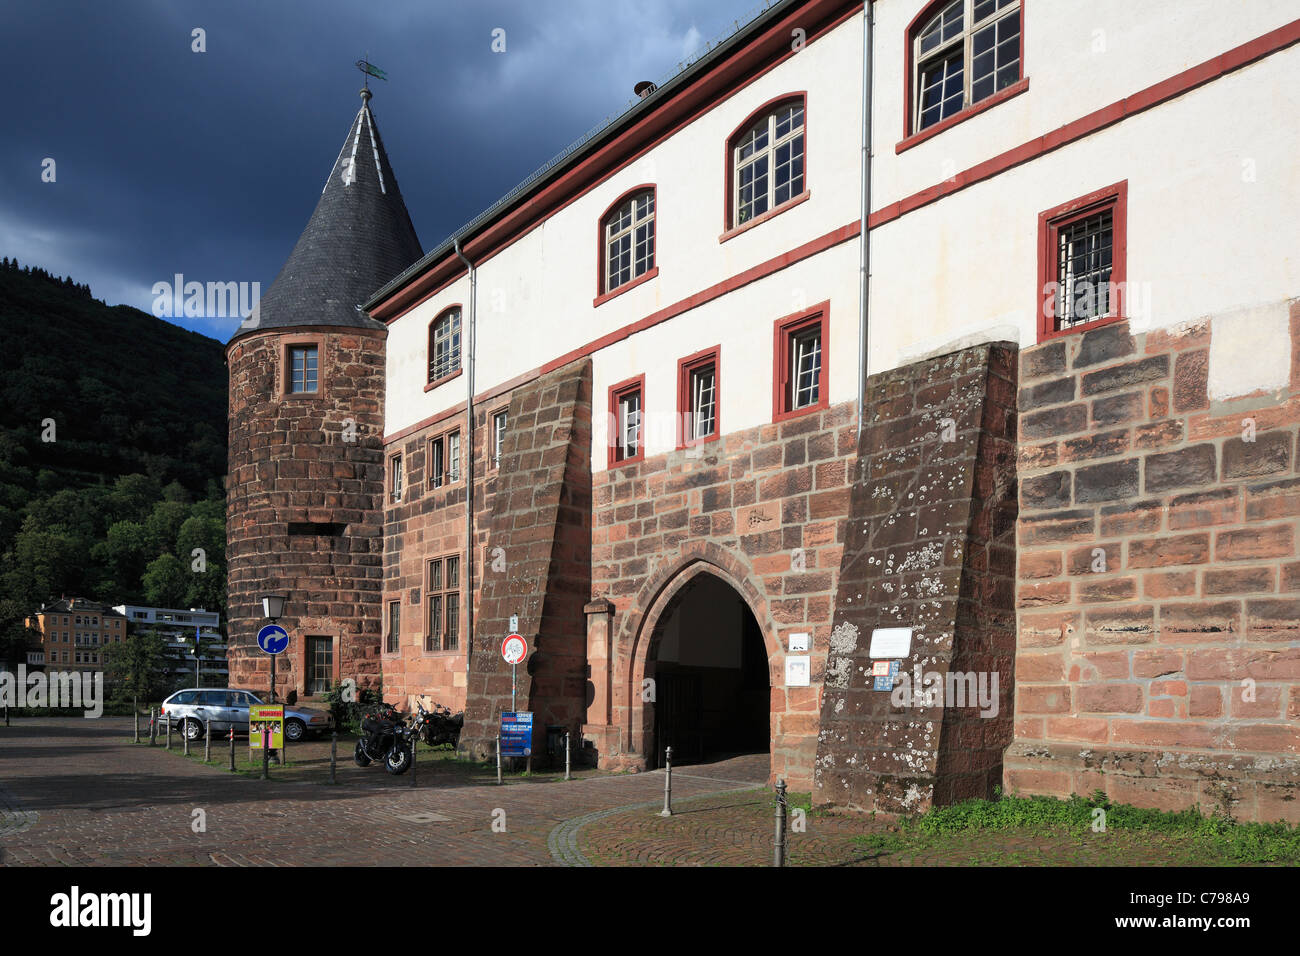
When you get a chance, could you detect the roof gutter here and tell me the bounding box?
[454,238,477,669]
[857,0,874,436]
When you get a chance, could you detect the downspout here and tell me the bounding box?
[454,238,477,669]
[857,0,875,435]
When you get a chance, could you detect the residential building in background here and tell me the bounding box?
[112,605,227,686]
[27,598,128,672]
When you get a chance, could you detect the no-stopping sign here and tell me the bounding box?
[501,633,528,665]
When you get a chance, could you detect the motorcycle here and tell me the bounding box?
[410,700,464,749]
[353,701,414,775]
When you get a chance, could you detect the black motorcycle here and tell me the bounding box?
[354,701,414,775]
[411,700,463,749]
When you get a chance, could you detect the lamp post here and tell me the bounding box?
[260,594,287,703]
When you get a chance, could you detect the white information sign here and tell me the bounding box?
[785,656,811,687]
[868,627,913,659]
[789,632,809,652]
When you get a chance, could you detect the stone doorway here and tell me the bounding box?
[646,573,769,769]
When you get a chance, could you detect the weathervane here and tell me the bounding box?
[356,57,388,91]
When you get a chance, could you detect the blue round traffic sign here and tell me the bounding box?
[256,624,290,655]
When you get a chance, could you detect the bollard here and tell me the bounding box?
[565,732,571,781]
[660,746,673,817]
[262,734,269,780]
[165,715,172,751]
[496,734,503,785]
[774,778,788,867]
[4,705,8,727]
[205,720,211,762]
[149,708,157,746]
[183,723,190,756]
[133,709,139,743]
[228,727,235,772]
[329,731,337,785]
[410,736,417,788]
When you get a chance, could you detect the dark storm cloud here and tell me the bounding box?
[0,0,765,340]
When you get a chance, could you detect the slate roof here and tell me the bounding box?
[231,89,422,342]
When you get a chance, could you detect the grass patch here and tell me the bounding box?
[853,790,1300,865]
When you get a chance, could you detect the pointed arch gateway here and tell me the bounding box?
[615,543,782,776]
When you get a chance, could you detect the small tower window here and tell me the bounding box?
[288,345,318,393]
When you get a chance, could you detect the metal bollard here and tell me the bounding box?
[149,708,157,746]
[262,737,269,780]
[410,737,417,788]
[660,746,673,817]
[329,731,337,785]
[183,723,190,756]
[496,734,503,785]
[165,716,172,750]
[4,705,8,727]
[133,709,139,742]
[228,727,235,772]
[565,732,571,781]
[205,720,211,762]
[774,778,788,867]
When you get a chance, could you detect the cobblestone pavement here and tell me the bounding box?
[0,717,770,866]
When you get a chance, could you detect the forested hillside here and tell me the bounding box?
[0,258,228,656]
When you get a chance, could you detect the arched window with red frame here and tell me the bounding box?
[599,186,656,296]
[726,95,806,231]
[427,305,462,386]
[907,0,1021,137]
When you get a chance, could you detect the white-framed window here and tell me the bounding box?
[447,430,461,483]
[492,410,508,469]
[790,327,822,411]
[288,345,319,393]
[609,378,644,465]
[428,428,461,488]
[912,0,1021,133]
[690,365,717,440]
[603,190,655,293]
[733,100,804,226]
[426,555,461,652]
[428,308,462,383]
[390,454,403,502]
[386,600,400,653]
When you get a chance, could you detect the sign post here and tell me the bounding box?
[256,624,290,703]
[249,704,284,777]
[501,633,528,712]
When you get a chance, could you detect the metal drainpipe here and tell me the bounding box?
[857,1,875,435]
[454,238,476,668]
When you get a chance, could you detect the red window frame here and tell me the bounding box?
[676,345,721,450]
[607,374,646,468]
[594,184,659,306]
[1036,180,1128,343]
[721,92,809,239]
[425,303,464,391]
[772,302,830,423]
[900,0,1027,150]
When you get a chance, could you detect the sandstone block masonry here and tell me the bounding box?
[226,328,386,697]
[814,342,1019,814]
[1006,305,1300,823]
[457,360,593,760]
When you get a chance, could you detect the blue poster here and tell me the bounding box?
[500,711,534,757]
[872,661,900,691]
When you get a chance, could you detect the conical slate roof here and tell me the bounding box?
[231,89,422,341]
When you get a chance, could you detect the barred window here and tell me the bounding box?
[912,0,1021,133]
[1055,210,1114,328]
[428,308,462,383]
[426,555,461,652]
[732,100,804,226]
[611,381,643,464]
[390,454,403,502]
[603,190,655,293]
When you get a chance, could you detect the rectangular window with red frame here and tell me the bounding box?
[1038,181,1127,341]
[773,303,830,422]
[608,375,645,466]
[677,346,720,449]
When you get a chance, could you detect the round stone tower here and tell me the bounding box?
[225,88,422,700]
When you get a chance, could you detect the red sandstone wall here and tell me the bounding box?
[592,400,858,787]
[225,327,386,699]
[1007,307,1300,822]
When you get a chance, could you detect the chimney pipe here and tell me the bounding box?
[634,81,657,100]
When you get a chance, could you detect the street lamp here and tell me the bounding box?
[260,593,287,702]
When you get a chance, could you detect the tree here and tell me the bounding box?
[0,598,41,669]
[142,553,188,608]
[103,628,170,708]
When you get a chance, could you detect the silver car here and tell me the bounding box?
[160,688,334,742]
